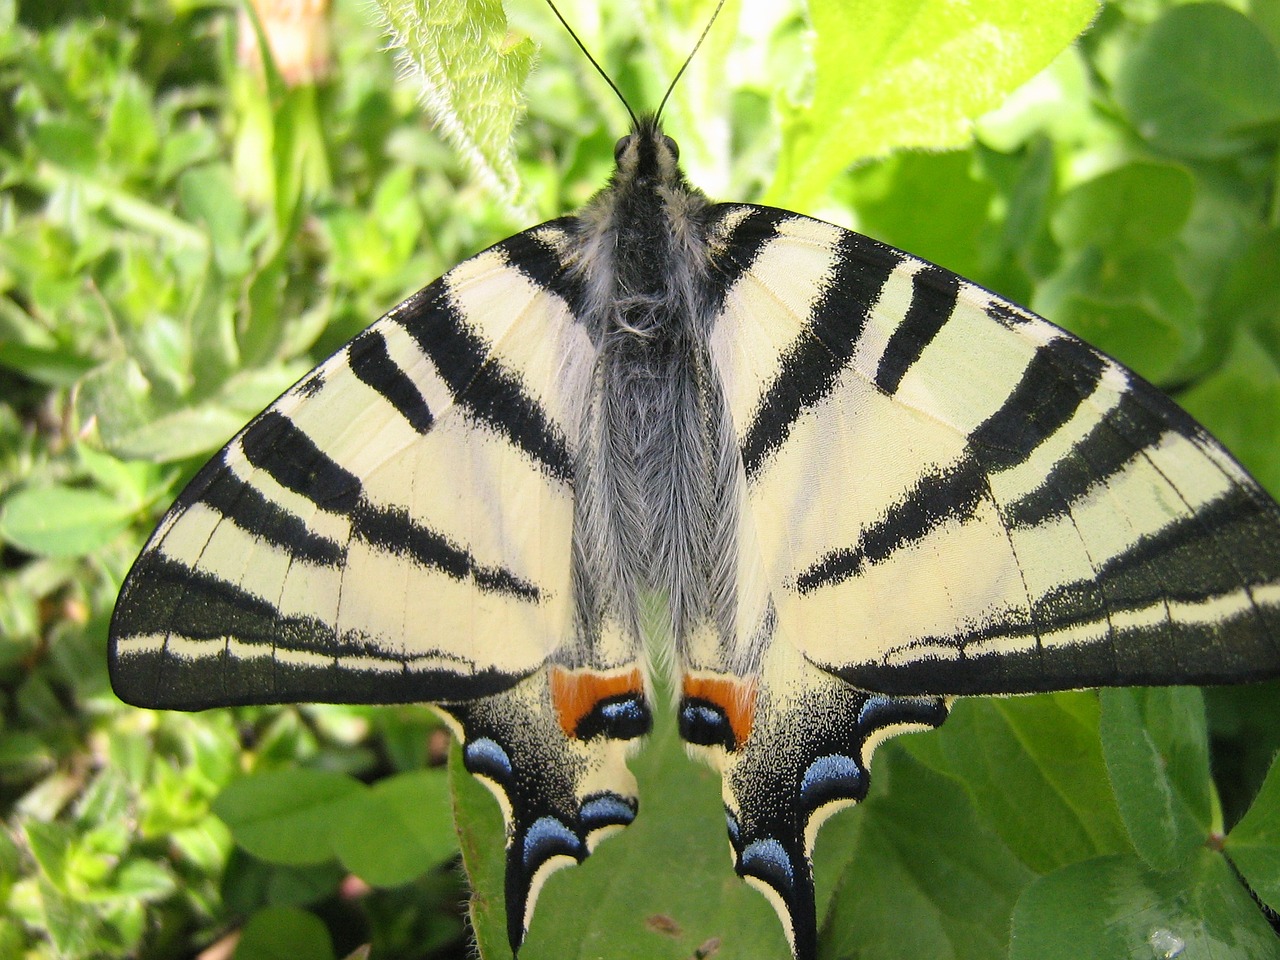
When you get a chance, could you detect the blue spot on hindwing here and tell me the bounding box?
[575,694,652,740]
[578,793,637,832]
[522,816,582,870]
[678,698,735,750]
[858,694,949,731]
[800,753,867,809]
[463,737,512,783]
[739,838,795,892]
[857,695,899,728]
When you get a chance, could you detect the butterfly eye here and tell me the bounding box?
[663,136,679,161]
[614,135,632,162]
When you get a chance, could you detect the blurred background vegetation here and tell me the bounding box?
[3,0,1280,958]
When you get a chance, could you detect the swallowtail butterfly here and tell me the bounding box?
[109,10,1280,960]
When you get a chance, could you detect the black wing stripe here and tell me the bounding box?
[968,335,1105,467]
[196,461,346,567]
[391,287,574,485]
[1057,487,1276,609]
[708,206,792,316]
[350,502,540,601]
[111,558,523,709]
[240,410,363,513]
[348,329,435,434]
[741,233,903,479]
[842,599,1279,696]
[207,409,541,601]
[1004,387,1164,528]
[874,266,961,394]
[500,221,587,319]
[797,335,1106,594]
[119,552,335,645]
[796,456,987,594]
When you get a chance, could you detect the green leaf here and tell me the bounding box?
[33,117,100,172]
[818,747,1035,960]
[372,0,534,204]
[213,769,362,867]
[329,769,457,887]
[177,164,250,277]
[1099,688,1212,872]
[233,906,336,960]
[925,694,1130,873]
[454,705,788,960]
[843,149,996,281]
[767,0,1099,207]
[1009,850,1278,960]
[1051,161,1194,254]
[1114,3,1280,159]
[0,485,136,558]
[1033,248,1198,384]
[1224,754,1280,913]
[81,357,306,462]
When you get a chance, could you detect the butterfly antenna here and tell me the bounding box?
[655,0,729,123]
[544,0,639,129]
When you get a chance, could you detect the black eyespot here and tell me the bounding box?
[614,135,631,163]
[663,135,679,160]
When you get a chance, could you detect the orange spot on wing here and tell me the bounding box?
[682,675,758,748]
[549,667,645,738]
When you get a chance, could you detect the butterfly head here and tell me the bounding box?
[612,116,684,190]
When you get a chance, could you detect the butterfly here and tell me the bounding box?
[108,21,1280,960]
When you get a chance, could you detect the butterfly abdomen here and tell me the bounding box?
[566,120,743,659]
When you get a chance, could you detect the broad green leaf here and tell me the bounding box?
[767,0,1099,208]
[818,748,1035,960]
[329,769,457,887]
[926,694,1130,873]
[1050,161,1194,254]
[454,704,788,960]
[233,906,336,960]
[1099,688,1212,872]
[449,742,506,957]
[177,164,250,277]
[212,769,361,867]
[1032,247,1198,385]
[0,485,136,558]
[81,357,307,462]
[843,149,996,281]
[373,0,534,204]
[1009,850,1278,960]
[33,117,99,172]
[1114,3,1280,159]
[1224,754,1280,913]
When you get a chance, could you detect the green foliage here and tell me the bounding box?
[769,0,1101,207]
[374,0,535,206]
[3,1,1280,959]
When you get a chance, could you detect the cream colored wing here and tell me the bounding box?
[109,222,597,709]
[708,203,1280,697]
[683,203,1280,960]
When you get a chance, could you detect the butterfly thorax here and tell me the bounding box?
[567,120,739,665]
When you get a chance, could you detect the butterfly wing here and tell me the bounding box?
[108,221,651,951]
[110,223,593,708]
[711,204,1280,694]
[693,203,1280,958]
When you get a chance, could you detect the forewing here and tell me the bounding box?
[109,222,596,710]
[709,203,1280,697]
[689,203,1280,960]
